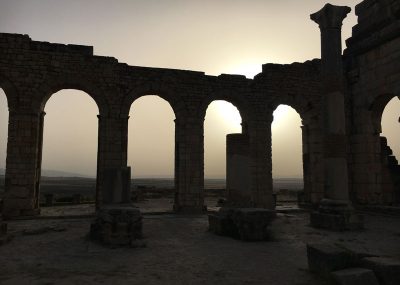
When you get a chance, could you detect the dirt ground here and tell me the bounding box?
[1,205,400,285]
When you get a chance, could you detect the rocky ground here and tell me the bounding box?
[0,205,400,285]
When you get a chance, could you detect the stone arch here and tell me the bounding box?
[199,91,251,124]
[36,76,109,116]
[271,103,304,179]
[127,95,176,179]
[38,83,103,211]
[268,95,317,127]
[0,73,19,110]
[369,93,398,134]
[268,95,321,205]
[120,83,188,120]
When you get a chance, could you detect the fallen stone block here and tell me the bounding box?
[360,257,400,285]
[90,205,143,247]
[331,268,379,285]
[307,243,359,275]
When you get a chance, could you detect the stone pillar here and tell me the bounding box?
[248,119,274,209]
[310,4,363,230]
[2,110,42,218]
[35,112,45,209]
[226,133,252,207]
[302,123,325,206]
[92,115,139,246]
[174,117,205,213]
[97,114,131,206]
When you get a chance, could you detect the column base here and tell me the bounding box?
[2,198,40,219]
[310,199,363,231]
[208,207,276,241]
[90,204,143,246]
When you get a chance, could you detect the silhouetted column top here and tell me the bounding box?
[311,4,351,89]
[310,4,351,30]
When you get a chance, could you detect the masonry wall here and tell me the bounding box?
[3,0,399,216]
[0,32,323,217]
[345,0,400,204]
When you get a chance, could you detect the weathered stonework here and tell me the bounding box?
[208,208,276,241]
[90,205,142,246]
[0,0,399,218]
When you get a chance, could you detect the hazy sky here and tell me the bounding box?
[2,0,398,179]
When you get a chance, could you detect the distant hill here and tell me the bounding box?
[0,168,92,178]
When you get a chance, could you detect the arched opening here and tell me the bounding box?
[380,96,400,204]
[381,97,400,158]
[271,104,304,206]
[41,89,98,215]
[128,95,175,212]
[204,100,242,209]
[0,88,8,195]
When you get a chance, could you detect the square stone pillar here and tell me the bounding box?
[2,110,42,218]
[226,133,252,207]
[97,115,130,206]
[174,117,205,213]
[248,119,275,209]
[101,167,131,204]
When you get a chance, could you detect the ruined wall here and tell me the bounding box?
[345,0,400,204]
[0,32,322,217]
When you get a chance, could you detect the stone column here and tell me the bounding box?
[174,116,205,213]
[310,4,363,230]
[248,118,274,209]
[97,114,131,206]
[2,110,42,218]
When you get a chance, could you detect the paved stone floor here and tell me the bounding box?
[1,208,400,285]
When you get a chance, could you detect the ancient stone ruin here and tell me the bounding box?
[0,0,399,234]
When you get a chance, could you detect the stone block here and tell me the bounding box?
[360,257,400,285]
[90,205,142,246]
[208,208,276,241]
[331,268,379,285]
[307,243,359,275]
[208,212,238,237]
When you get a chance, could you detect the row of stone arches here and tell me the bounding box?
[0,87,307,212]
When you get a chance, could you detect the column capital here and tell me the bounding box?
[310,4,351,30]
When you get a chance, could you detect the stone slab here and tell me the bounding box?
[307,243,359,274]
